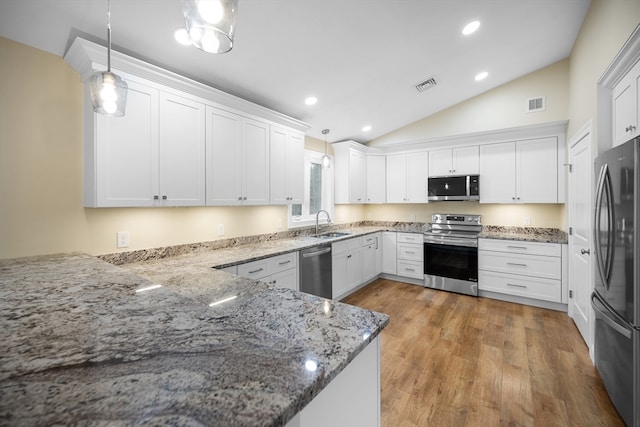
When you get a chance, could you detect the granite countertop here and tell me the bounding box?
[0,253,389,426]
[478,226,568,244]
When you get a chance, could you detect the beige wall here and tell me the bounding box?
[567,0,640,145]
[370,59,570,146]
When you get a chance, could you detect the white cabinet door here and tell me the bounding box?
[349,150,367,203]
[381,232,397,275]
[206,108,269,206]
[269,268,298,291]
[158,92,205,206]
[452,146,479,175]
[386,154,407,203]
[332,250,348,298]
[206,106,243,205]
[516,137,557,203]
[406,152,428,203]
[612,59,640,147]
[242,118,270,205]
[366,155,386,203]
[428,149,452,177]
[94,79,159,207]
[362,241,377,283]
[386,152,427,203]
[269,126,304,205]
[479,142,516,203]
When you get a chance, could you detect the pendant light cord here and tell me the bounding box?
[107,0,112,72]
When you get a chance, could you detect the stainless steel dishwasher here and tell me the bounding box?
[299,244,332,299]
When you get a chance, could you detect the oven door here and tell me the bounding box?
[423,240,478,283]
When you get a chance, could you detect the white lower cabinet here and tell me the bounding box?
[381,232,397,275]
[396,232,424,280]
[332,237,362,300]
[478,239,563,303]
[287,335,381,427]
[361,233,382,283]
[237,252,298,291]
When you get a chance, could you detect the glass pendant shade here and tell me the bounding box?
[183,0,239,53]
[88,71,128,116]
[321,153,331,168]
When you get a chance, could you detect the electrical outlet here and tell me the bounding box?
[523,216,531,226]
[276,218,283,229]
[410,213,416,221]
[116,231,130,248]
[366,212,372,220]
[217,224,225,236]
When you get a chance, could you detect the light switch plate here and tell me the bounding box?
[523,216,531,226]
[117,231,130,248]
[217,224,225,236]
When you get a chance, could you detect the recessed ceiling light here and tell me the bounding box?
[362,125,372,132]
[174,28,192,46]
[475,71,488,81]
[305,96,318,106]
[462,20,480,35]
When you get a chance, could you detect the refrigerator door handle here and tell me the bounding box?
[593,164,615,290]
[591,292,632,339]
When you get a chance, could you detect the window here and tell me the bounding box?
[289,150,334,228]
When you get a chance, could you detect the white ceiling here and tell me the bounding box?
[0,0,591,144]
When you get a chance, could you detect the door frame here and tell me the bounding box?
[567,120,593,356]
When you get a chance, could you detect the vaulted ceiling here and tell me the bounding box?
[0,0,591,143]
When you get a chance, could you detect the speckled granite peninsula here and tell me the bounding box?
[0,253,389,426]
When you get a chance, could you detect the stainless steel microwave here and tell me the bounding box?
[427,175,479,201]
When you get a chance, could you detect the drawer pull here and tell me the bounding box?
[507,262,528,267]
[278,260,291,265]
[405,268,416,272]
[405,251,415,254]
[248,268,264,274]
[507,245,527,250]
[507,283,527,288]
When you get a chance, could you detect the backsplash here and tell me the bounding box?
[98,221,565,265]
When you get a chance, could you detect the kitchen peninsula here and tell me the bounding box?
[0,252,388,426]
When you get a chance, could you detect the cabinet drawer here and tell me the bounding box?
[397,260,423,279]
[397,232,422,244]
[478,238,561,257]
[397,243,423,262]
[479,251,561,279]
[362,234,378,247]
[267,252,297,274]
[237,259,269,280]
[478,270,561,303]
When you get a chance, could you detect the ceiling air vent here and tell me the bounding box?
[415,76,438,93]
[527,96,545,112]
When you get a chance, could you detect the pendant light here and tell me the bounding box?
[183,0,239,54]
[88,0,128,117]
[321,129,331,168]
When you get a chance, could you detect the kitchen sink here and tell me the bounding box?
[313,231,351,239]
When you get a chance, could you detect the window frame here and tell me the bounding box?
[288,150,334,229]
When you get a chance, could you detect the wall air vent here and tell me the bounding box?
[415,76,438,93]
[527,96,546,112]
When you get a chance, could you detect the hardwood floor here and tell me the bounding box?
[342,279,625,427]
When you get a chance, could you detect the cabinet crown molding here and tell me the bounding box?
[63,37,310,133]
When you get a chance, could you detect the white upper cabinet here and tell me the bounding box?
[386,152,428,203]
[87,78,206,207]
[269,126,304,205]
[333,142,367,204]
[366,155,386,203]
[158,92,206,206]
[480,137,558,203]
[206,107,270,206]
[428,146,479,177]
[612,59,640,147]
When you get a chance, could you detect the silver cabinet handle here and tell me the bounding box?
[238,196,243,200]
[507,245,527,250]
[625,125,636,133]
[248,268,264,274]
[581,248,591,255]
[405,251,415,254]
[278,260,291,265]
[405,268,415,272]
[507,283,527,288]
[162,195,167,200]
[507,262,527,267]
[154,195,159,200]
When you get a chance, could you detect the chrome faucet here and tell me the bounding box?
[315,210,332,234]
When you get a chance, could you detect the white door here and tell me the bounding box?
[567,125,592,347]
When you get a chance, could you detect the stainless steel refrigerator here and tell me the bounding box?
[592,136,640,427]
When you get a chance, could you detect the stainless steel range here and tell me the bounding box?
[423,213,481,297]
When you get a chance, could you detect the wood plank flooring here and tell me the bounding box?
[342,279,625,427]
